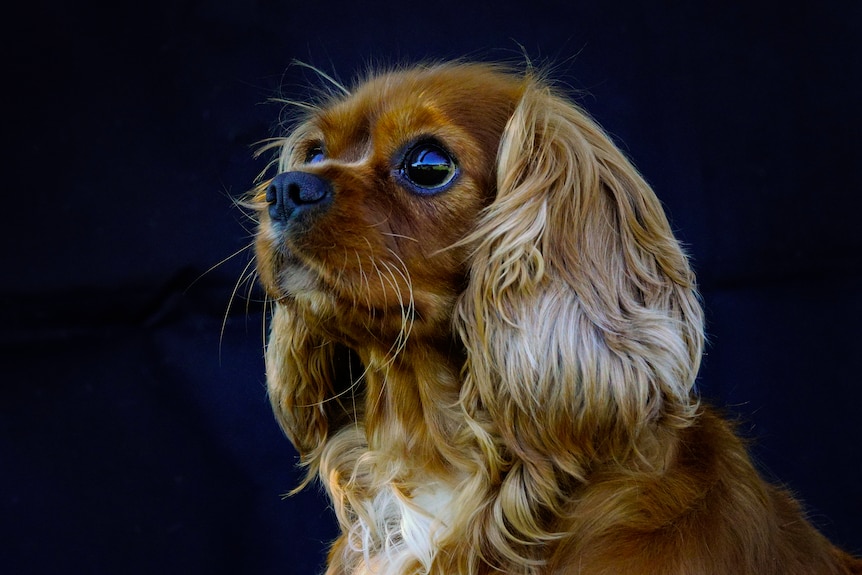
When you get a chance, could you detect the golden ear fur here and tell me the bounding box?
[456,75,705,493]
[266,304,339,482]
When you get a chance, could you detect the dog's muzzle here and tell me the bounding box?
[266,171,333,225]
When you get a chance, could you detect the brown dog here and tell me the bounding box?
[250,62,861,574]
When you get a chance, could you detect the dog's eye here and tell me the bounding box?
[400,143,457,193]
[305,145,325,164]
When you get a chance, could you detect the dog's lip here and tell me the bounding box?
[270,253,440,321]
[265,209,318,242]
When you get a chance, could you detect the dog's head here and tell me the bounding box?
[251,61,704,487]
[254,64,523,346]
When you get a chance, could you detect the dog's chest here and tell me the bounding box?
[351,481,456,575]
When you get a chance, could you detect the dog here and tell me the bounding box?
[249,62,861,574]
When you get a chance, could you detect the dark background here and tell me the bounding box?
[3,0,860,573]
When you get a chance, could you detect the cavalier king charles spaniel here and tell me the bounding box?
[250,62,860,574]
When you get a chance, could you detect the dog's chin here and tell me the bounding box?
[273,261,319,298]
[267,260,462,351]
[262,263,347,332]
[256,225,335,304]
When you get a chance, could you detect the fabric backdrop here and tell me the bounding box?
[3,1,860,573]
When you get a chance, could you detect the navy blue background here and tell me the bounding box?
[3,1,860,573]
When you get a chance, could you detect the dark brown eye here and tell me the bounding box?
[400,143,458,194]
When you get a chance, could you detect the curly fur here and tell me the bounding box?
[249,61,861,575]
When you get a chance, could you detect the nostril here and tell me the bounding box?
[287,182,302,206]
[267,171,333,223]
[265,182,277,205]
[287,181,326,205]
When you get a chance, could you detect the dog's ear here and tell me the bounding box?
[266,303,342,485]
[456,77,704,516]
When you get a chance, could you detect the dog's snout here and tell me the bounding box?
[266,171,332,223]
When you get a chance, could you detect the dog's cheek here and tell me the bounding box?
[408,182,487,260]
[379,183,487,314]
[253,228,283,296]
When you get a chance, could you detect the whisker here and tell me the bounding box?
[379,231,420,243]
[360,237,386,318]
[377,256,415,366]
[372,361,390,424]
[427,241,463,258]
[220,253,260,362]
[370,257,390,316]
[186,241,255,294]
[295,359,370,408]
[355,250,371,313]
[261,291,270,358]
[350,352,359,432]
[339,247,355,310]
[244,267,261,316]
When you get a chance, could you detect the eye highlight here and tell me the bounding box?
[399,141,458,194]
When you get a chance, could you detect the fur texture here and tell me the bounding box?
[249,62,861,574]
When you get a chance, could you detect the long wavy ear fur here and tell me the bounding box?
[266,304,356,487]
[456,75,705,543]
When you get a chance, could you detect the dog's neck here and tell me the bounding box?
[347,332,686,481]
[352,339,470,478]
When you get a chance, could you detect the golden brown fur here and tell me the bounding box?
[249,62,861,574]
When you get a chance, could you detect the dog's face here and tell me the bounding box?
[254,65,524,347]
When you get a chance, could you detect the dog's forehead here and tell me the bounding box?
[313,65,524,157]
[321,71,473,132]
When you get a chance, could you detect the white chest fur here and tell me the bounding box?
[343,480,457,575]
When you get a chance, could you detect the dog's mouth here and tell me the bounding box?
[255,230,427,345]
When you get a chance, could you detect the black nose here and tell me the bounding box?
[265,171,333,223]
